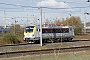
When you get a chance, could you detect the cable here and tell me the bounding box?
[0,3,21,6]
[0,2,90,10]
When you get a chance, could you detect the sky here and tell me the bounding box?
[0,0,90,27]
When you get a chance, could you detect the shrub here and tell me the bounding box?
[2,33,19,44]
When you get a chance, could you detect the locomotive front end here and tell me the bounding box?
[23,26,36,43]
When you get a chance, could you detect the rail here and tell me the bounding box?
[0,45,90,58]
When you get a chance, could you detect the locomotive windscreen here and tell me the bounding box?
[25,26,34,32]
[25,29,33,32]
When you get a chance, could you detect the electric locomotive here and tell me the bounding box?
[23,25,74,43]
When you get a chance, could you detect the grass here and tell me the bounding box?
[74,33,90,40]
[1,50,90,60]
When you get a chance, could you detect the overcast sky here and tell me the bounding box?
[0,0,90,26]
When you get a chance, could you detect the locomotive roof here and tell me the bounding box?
[36,26,73,29]
[25,25,73,29]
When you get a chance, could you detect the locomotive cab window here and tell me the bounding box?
[25,29,33,32]
[25,26,35,32]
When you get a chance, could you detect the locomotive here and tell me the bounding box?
[23,25,74,43]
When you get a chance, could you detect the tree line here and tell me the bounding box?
[54,16,83,35]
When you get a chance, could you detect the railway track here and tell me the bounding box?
[0,45,90,58]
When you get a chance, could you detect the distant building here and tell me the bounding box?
[82,26,90,33]
[85,26,90,33]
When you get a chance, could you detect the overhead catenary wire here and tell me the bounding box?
[0,2,90,10]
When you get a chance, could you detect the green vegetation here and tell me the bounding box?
[0,24,25,45]
[2,33,19,44]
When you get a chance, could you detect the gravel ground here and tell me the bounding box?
[0,40,90,53]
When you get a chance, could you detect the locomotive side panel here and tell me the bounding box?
[23,26,74,43]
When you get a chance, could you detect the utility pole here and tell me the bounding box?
[4,11,6,28]
[11,17,16,34]
[44,12,46,22]
[44,12,46,27]
[80,9,90,34]
[27,14,28,26]
[84,13,86,34]
[40,7,42,46]
[84,12,90,34]
[32,15,36,26]
[14,18,16,34]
